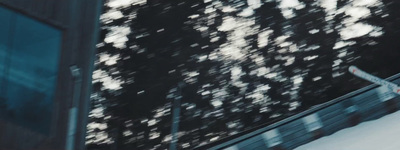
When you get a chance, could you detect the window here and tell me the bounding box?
[223,145,238,150]
[302,113,323,132]
[345,105,358,114]
[343,100,358,114]
[0,6,61,134]
[262,129,282,148]
[377,86,396,102]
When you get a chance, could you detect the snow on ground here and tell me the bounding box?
[295,111,400,150]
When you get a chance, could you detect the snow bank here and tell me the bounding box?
[295,111,400,150]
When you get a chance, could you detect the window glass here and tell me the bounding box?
[377,86,396,102]
[223,146,239,150]
[302,113,323,132]
[0,6,13,97]
[262,129,282,147]
[0,6,61,134]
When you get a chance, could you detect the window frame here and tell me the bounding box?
[0,4,65,136]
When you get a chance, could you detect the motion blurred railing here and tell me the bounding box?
[197,72,400,150]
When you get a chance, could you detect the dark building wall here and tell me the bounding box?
[0,0,102,150]
[205,73,400,150]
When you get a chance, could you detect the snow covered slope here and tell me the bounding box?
[295,110,400,150]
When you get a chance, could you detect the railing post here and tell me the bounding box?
[66,65,82,150]
[169,82,184,150]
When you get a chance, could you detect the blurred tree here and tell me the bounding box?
[292,1,343,107]
[87,0,400,149]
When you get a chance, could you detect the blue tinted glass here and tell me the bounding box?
[0,6,61,134]
[0,7,13,97]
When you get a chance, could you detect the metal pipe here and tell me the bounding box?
[169,82,184,150]
[66,65,82,150]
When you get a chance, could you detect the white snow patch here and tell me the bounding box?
[99,53,119,66]
[222,6,236,13]
[308,29,320,34]
[92,69,123,90]
[279,0,303,9]
[369,28,384,37]
[285,57,295,66]
[279,0,305,18]
[295,111,400,150]
[104,26,131,49]
[312,76,322,81]
[340,23,374,40]
[238,8,254,17]
[101,9,124,21]
[148,119,157,126]
[320,0,337,12]
[333,41,356,49]
[87,122,108,130]
[292,75,303,84]
[211,100,223,107]
[247,0,261,9]
[107,0,146,8]
[220,45,245,60]
[265,72,277,79]
[218,17,236,31]
[231,66,243,80]
[281,9,295,19]
[258,30,273,48]
[345,7,371,19]
[352,0,380,7]
[257,67,269,76]
[304,55,318,61]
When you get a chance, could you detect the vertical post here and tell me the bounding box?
[169,82,184,150]
[66,66,82,150]
[111,124,122,150]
